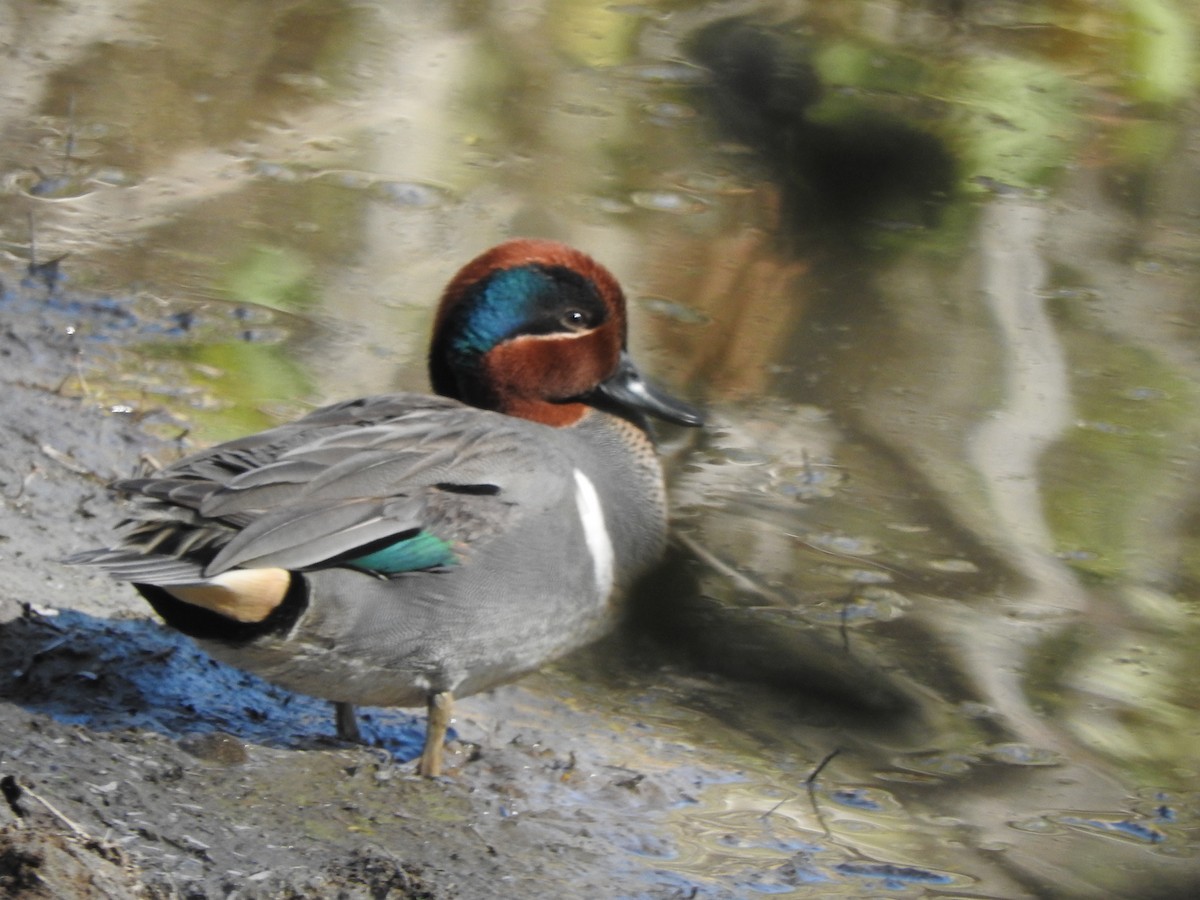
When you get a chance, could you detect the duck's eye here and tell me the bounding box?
[560,309,590,331]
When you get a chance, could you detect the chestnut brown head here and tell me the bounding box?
[429,239,702,429]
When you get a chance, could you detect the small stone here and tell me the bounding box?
[178,732,248,765]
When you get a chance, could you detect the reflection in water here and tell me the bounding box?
[4,0,1200,896]
[956,197,1091,755]
[686,17,956,244]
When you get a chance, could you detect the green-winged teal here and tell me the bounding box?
[69,239,703,776]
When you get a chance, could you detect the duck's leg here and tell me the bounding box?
[334,701,361,743]
[417,690,453,777]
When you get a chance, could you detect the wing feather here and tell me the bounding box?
[87,395,571,582]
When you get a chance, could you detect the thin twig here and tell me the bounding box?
[673,531,792,607]
[21,778,93,841]
[760,746,843,834]
[805,747,842,840]
[805,747,841,786]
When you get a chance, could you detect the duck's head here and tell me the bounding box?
[429,239,703,429]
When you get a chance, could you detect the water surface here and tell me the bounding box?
[3,1,1199,896]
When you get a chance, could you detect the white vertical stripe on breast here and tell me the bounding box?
[572,469,615,602]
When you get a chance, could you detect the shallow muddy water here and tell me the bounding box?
[3,1,1200,897]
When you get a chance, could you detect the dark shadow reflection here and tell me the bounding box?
[686,17,957,252]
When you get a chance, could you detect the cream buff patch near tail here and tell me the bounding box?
[164,568,292,623]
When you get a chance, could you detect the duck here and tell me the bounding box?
[68,238,704,777]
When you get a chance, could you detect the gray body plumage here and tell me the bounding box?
[72,393,668,709]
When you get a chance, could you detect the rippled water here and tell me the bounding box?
[3,0,1199,896]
